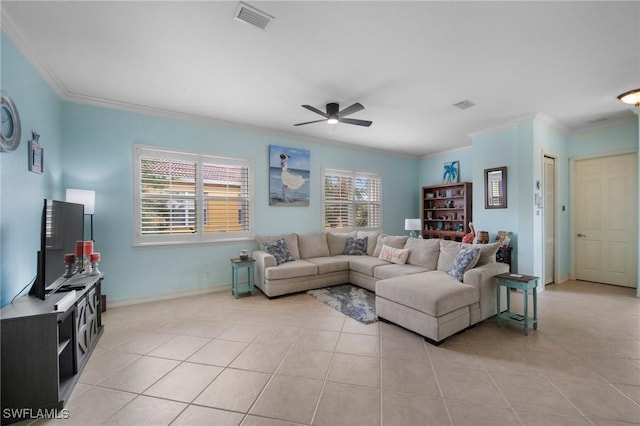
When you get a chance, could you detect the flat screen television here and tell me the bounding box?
[30,199,84,300]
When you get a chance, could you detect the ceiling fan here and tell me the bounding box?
[294,102,372,127]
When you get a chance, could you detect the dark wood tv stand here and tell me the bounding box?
[1,273,103,425]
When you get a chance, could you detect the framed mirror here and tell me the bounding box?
[485,167,507,209]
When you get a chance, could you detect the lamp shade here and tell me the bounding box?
[66,189,95,214]
[618,89,640,107]
[404,218,421,231]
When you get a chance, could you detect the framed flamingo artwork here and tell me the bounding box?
[269,145,310,206]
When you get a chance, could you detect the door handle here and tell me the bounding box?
[577,233,586,238]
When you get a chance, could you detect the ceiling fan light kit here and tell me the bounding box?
[617,88,640,107]
[294,102,372,127]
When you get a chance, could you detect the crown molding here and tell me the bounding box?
[419,144,472,160]
[570,115,638,135]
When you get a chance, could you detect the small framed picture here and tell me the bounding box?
[29,138,43,174]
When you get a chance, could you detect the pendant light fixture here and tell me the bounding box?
[617,89,640,107]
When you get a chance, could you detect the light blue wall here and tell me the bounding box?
[417,148,473,185]
[419,117,638,287]
[0,33,65,306]
[568,120,638,157]
[1,33,419,306]
[60,103,418,303]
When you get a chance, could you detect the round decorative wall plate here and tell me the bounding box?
[1,91,22,152]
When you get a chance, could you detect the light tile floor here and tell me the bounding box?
[30,280,640,426]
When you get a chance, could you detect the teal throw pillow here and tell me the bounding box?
[448,247,481,281]
[264,238,294,265]
[344,236,368,255]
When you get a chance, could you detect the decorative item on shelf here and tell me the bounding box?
[239,249,249,260]
[426,211,432,219]
[445,189,452,198]
[437,221,444,230]
[75,240,93,272]
[63,253,76,278]
[462,222,475,243]
[495,231,513,248]
[475,231,489,244]
[89,252,101,276]
[28,132,43,174]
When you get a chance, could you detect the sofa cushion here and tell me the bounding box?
[373,263,429,280]
[344,236,368,255]
[304,257,350,274]
[378,244,410,264]
[373,235,409,257]
[348,256,390,276]
[357,231,381,256]
[298,232,330,259]
[263,238,295,265]
[437,240,463,272]
[376,271,479,317]
[463,241,500,266]
[327,231,356,256]
[264,260,317,280]
[448,247,481,281]
[257,233,300,260]
[405,237,440,270]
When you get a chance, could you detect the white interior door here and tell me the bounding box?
[574,153,638,287]
[543,156,555,285]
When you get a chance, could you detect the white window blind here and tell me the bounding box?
[323,168,382,230]
[134,145,253,245]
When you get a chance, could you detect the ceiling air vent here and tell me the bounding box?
[587,117,608,124]
[452,100,476,110]
[234,2,274,30]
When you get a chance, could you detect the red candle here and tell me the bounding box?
[75,241,84,256]
[64,253,75,264]
[90,252,100,262]
[83,241,94,256]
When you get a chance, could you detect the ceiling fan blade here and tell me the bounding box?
[337,102,364,118]
[293,119,327,126]
[301,105,328,117]
[339,117,372,127]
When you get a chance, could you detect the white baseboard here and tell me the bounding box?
[107,284,232,308]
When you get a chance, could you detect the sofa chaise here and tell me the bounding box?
[252,231,508,343]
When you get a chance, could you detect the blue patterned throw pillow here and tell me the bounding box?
[448,247,481,281]
[344,236,368,255]
[264,238,294,265]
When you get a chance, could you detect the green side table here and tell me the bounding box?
[495,272,539,335]
[230,257,255,298]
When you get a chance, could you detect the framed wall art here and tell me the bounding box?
[28,132,43,174]
[269,145,310,206]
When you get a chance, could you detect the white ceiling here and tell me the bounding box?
[2,1,639,156]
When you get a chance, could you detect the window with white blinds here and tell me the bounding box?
[322,168,382,230]
[134,145,253,245]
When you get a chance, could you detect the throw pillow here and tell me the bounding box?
[263,238,294,265]
[378,244,410,265]
[448,247,481,281]
[344,236,368,255]
[373,235,409,257]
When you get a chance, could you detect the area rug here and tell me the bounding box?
[307,284,377,324]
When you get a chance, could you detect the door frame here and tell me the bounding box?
[542,153,558,286]
[570,150,638,282]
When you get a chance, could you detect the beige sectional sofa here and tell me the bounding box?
[252,231,508,343]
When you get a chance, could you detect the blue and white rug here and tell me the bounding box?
[307,284,377,324]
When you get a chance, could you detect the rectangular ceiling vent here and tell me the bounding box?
[452,100,476,110]
[587,117,608,124]
[234,2,274,30]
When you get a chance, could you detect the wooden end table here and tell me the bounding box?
[495,272,539,335]
[230,257,255,298]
